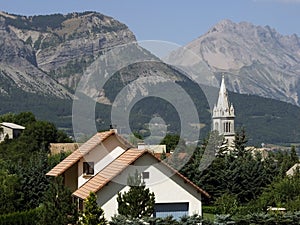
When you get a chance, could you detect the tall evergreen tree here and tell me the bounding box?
[117,170,155,219]
[233,127,248,157]
[80,192,106,225]
[39,177,77,225]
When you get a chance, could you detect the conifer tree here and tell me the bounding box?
[80,192,106,225]
[290,145,299,163]
[39,177,77,225]
[117,170,155,219]
[233,127,248,157]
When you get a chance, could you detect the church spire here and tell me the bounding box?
[216,75,230,111]
[212,75,235,146]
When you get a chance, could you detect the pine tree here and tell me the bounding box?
[290,145,299,163]
[80,192,106,225]
[117,170,155,219]
[39,177,77,225]
[233,127,248,158]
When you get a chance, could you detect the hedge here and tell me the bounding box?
[0,208,41,225]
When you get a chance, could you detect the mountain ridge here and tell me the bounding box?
[1,12,300,145]
[166,19,300,105]
[0,11,136,96]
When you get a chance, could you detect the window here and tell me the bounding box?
[83,162,94,175]
[78,199,83,211]
[142,171,150,179]
[154,203,189,220]
[224,122,231,133]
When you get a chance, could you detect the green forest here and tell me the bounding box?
[2,76,300,147]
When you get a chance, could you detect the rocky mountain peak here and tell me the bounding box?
[166,19,300,105]
[0,11,136,98]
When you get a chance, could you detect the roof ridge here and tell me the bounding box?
[72,149,210,199]
[46,130,118,177]
[73,149,146,199]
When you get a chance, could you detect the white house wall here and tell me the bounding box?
[96,154,202,220]
[78,145,125,188]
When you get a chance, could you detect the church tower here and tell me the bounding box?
[212,75,235,146]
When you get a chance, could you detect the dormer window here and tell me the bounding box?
[83,162,94,176]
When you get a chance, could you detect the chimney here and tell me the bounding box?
[109,124,118,133]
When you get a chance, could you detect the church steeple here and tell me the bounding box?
[212,75,235,146]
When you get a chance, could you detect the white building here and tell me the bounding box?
[0,122,25,142]
[212,75,235,146]
[47,130,209,220]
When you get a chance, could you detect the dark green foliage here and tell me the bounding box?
[0,169,22,214]
[0,112,73,215]
[290,145,299,163]
[215,193,239,215]
[0,111,36,126]
[5,13,66,31]
[180,130,294,204]
[230,91,300,145]
[253,170,300,212]
[117,170,155,219]
[80,192,107,225]
[0,90,73,134]
[39,177,78,225]
[160,134,186,153]
[232,127,248,157]
[0,208,41,225]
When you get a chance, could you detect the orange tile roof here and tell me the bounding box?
[73,149,210,199]
[73,149,147,199]
[47,130,132,177]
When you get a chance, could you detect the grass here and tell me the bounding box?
[203,213,215,221]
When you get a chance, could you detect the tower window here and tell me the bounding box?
[224,122,231,133]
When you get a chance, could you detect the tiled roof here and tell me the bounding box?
[47,130,130,176]
[73,149,210,199]
[73,149,147,199]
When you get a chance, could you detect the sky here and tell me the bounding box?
[1,0,300,45]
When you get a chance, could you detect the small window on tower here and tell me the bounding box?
[83,162,94,175]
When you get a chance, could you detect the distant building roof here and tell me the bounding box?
[72,149,210,200]
[46,130,133,177]
[0,122,25,130]
[50,143,80,155]
[286,163,300,176]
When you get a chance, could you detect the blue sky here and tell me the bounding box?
[1,0,300,45]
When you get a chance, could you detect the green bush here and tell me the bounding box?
[202,205,218,214]
[0,208,41,225]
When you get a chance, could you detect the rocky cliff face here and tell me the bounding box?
[0,11,136,96]
[166,19,300,105]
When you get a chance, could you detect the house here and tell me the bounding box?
[47,129,209,220]
[286,163,300,176]
[0,122,25,142]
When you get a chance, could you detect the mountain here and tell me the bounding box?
[1,12,300,146]
[0,11,136,96]
[165,19,300,106]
